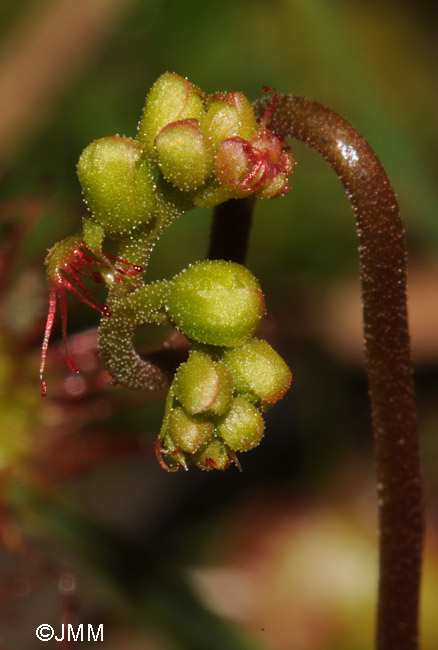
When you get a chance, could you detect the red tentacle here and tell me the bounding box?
[40,289,58,397]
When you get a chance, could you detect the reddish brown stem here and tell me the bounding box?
[254,95,423,650]
[209,195,256,263]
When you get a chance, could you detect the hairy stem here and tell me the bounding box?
[98,293,170,391]
[254,95,423,650]
[98,182,192,390]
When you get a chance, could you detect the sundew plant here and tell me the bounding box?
[37,72,424,650]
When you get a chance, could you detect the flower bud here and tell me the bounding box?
[174,351,234,415]
[250,128,295,198]
[77,136,156,235]
[138,72,205,157]
[155,120,213,192]
[167,261,265,347]
[202,92,258,151]
[156,432,188,471]
[217,396,265,452]
[193,438,231,471]
[213,128,295,201]
[210,361,235,415]
[215,137,264,195]
[222,338,292,403]
[168,406,215,454]
[256,172,290,199]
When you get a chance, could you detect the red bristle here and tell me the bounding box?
[105,252,143,276]
[261,86,278,127]
[59,286,79,376]
[40,290,57,397]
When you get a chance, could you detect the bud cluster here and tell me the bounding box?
[73,73,295,253]
[138,72,295,208]
[154,260,292,471]
[41,73,294,471]
[157,339,292,472]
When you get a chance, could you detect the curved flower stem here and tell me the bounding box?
[98,286,171,391]
[253,94,423,650]
[98,183,192,391]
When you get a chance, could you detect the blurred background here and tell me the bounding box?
[0,1,436,649]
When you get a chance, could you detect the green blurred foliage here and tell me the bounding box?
[2,0,437,278]
[0,2,436,649]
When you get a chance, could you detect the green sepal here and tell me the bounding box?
[155,120,213,192]
[202,92,258,151]
[173,351,234,416]
[166,260,265,347]
[77,136,156,235]
[217,395,265,452]
[138,72,205,158]
[210,361,235,415]
[168,406,215,454]
[221,338,292,403]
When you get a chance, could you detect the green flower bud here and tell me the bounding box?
[210,361,235,415]
[167,261,265,347]
[156,432,188,471]
[168,406,215,454]
[77,136,156,235]
[222,338,292,403]
[138,72,205,157]
[256,172,290,199]
[217,395,265,452]
[174,352,220,414]
[202,92,258,151]
[155,120,213,192]
[193,438,231,471]
[174,351,234,415]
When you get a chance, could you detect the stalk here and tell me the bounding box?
[208,195,256,263]
[250,94,423,650]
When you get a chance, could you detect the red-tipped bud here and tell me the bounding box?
[213,129,295,201]
[40,236,142,396]
[215,138,265,195]
[192,438,232,471]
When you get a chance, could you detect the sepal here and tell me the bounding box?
[155,120,213,192]
[166,260,265,346]
[77,136,156,235]
[138,72,205,157]
[222,338,292,404]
